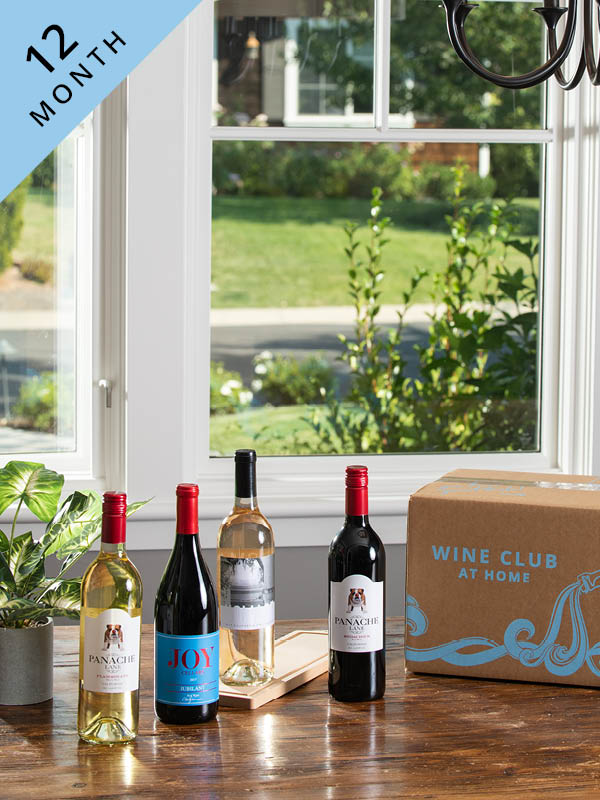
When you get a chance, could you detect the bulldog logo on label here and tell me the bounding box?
[347,588,367,613]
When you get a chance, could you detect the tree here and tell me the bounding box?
[294,0,542,195]
[389,0,542,196]
[0,177,31,274]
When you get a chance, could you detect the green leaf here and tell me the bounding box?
[0,551,16,593]
[126,499,151,518]
[9,532,45,592]
[0,597,49,624]
[0,530,8,551]
[0,461,64,522]
[506,238,537,259]
[38,579,81,619]
[57,549,86,576]
[42,490,102,560]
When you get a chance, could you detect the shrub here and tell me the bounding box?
[210,361,253,415]
[212,141,502,207]
[11,372,58,433]
[491,143,539,199]
[252,352,336,406]
[327,144,415,200]
[19,256,53,284]
[311,175,538,454]
[415,162,496,203]
[215,141,285,197]
[0,177,31,274]
[31,151,55,190]
[213,141,416,200]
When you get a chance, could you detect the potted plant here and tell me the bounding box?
[0,460,147,705]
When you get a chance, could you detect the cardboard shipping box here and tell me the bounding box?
[405,469,600,686]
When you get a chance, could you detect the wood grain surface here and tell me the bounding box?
[1,620,600,799]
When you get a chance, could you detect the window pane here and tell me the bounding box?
[0,125,86,454]
[210,140,541,456]
[215,0,374,127]
[390,0,544,129]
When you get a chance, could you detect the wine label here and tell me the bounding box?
[329,574,384,653]
[83,608,141,693]
[220,555,275,630]
[155,631,219,706]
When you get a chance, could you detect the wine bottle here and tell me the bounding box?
[329,465,385,702]
[78,492,143,744]
[154,483,219,724]
[217,449,274,687]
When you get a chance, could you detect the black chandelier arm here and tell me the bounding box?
[584,0,600,84]
[557,47,586,89]
[442,0,578,89]
[546,24,585,89]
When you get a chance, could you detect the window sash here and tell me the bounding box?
[211,0,548,140]
[125,4,600,533]
[203,0,557,507]
[1,118,95,476]
[0,90,128,505]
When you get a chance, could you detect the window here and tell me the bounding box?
[208,0,548,464]
[0,90,126,492]
[111,4,600,530]
[8,3,600,544]
[214,1,375,127]
[0,118,95,473]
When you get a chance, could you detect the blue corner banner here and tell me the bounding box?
[0,1,204,201]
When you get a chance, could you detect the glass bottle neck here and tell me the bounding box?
[101,540,126,555]
[344,513,369,528]
[174,531,201,550]
[234,495,258,510]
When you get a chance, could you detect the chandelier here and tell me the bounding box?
[441,0,590,89]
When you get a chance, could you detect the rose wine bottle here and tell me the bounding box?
[217,449,274,687]
[329,466,386,702]
[154,484,219,724]
[78,492,143,744]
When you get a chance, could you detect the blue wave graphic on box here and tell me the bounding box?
[405,570,600,676]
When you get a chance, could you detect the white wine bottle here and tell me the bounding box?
[78,492,143,745]
[217,449,274,686]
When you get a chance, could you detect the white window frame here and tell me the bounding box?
[125,3,600,544]
[0,89,128,504]
[1,119,95,478]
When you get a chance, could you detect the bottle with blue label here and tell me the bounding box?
[154,484,219,724]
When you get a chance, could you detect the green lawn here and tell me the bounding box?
[11,190,540,308]
[13,188,55,264]
[210,404,327,456]
[211,196,540,308]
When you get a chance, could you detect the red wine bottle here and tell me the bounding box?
[154,484,219,724]
[328,465,386,702]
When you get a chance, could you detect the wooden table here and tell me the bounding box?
[1,620,600,799]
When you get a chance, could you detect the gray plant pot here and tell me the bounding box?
[0,618,53,705]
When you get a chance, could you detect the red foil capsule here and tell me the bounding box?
[176,483,199,535]
[345,465,368,516]
[101,491,127,544]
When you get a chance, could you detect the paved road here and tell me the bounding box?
[0,320,430,408]
[0,329,64,409]
[211,321,430,394]
[0,328,59,365]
